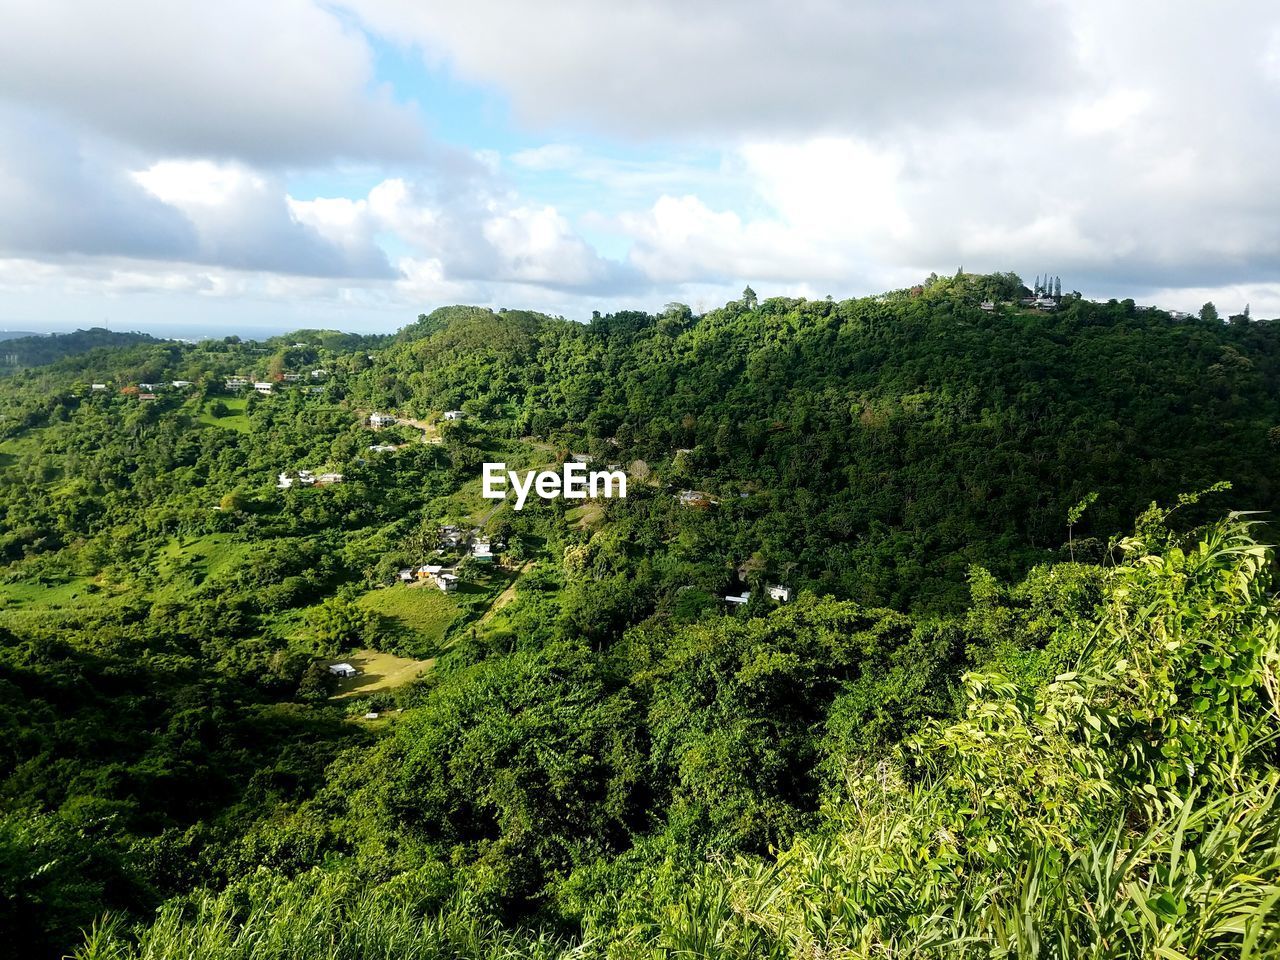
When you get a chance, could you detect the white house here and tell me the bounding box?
[979,300,996,312]
[570,453,593,464]
[436,572,459,592]
[311,368,328,379]
[328,663,357,678]
[369,412,397,428]
[171,380,193,388]
[253,381,273,394]
[471,539,494,561]
[724,592,751,606]
[90,383,107,391]
[368,444,398,453]
[397,568,416,583]
[678,490,718,508]
[138,382,158,391]
[282,373,302,383]
[415,564,443,582]
[226,376,250,389]
[279,469,326,489]
[443,410,465,421]
[767,584,792,602]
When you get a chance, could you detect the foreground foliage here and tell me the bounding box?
[75,514,1280,958]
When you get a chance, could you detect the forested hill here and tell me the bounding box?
[0,327,163,371]
[2,273,1280,958]
[352,282,1280,609]
[3,278,1279,612]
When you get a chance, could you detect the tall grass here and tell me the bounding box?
[74,872,580,960]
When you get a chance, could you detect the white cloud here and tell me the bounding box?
[134,161,267,209]
[1067,89,1153,137]
[0,0,425,164]
[342,0,1075,140]
[3,0,1280,327]
[125,158,395,278]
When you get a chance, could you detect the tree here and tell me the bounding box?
[741,286,758,309]
[306,596,377,650]
[1200,301,1219,322]
[1065,491,1098,562]
[296,662,338,700]
[219,489,246,513]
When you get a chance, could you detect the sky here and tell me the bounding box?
[0,0,1278,336]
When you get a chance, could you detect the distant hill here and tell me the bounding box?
[0,327,161,370]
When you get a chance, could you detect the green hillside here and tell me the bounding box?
[0,275,1278,958]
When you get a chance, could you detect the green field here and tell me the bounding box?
[329,647,435,699]
[357,583,464,649]
[150,533,253,600]
[0,433,49,470]
[565,501,604,528]
[198,396,250,432]
[0,574,101,610]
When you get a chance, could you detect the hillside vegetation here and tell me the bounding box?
[0,274,1278,958]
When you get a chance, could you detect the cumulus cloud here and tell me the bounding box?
[0,0,425,165]
[2,0,1280,324]
[0,106,195,260]
[0,111,399,279]
[588,0,1280,307]
[293,176,638,293]
[130,160,396,278]
[342,0,1077,140]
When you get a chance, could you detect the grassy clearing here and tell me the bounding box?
[565,502,604,529]
[0,433,48,471]
[0,575,100,610]
[357,583,463,649]
[198,397,251,433]
[149,534,253,600]
[477,560,535,625]
[329,647,435,699]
